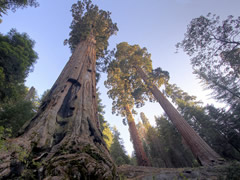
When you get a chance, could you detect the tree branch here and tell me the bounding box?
[212,34,240,46]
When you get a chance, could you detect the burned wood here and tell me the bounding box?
[0,34,117,179]
[87,118,105,145]
[58,86,76,118]
[67,78,81,87]
[56,117,68,126]
[53,132,66,145]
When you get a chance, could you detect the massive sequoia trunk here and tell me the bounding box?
[125,104,150,166]
[0,35,118,179]
[135,65,224,166]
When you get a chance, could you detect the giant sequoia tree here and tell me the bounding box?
[0,0,118,179]
[105,59,150,166]
[165,83,240,160]
[114,42,224,166]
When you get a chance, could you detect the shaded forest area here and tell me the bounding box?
[0,0,240,179]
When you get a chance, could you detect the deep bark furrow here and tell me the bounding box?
[0,35,117,179]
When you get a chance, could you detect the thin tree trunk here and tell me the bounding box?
[134,65,224,166]
[125,104,150,166]
[24,86,35,101]
[0,35,118,179]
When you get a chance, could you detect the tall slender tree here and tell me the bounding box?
[0,1,118,179]
[114,42,224,166]
[135,62,224,166]
[165,83,240,160]
[105,59,150,166]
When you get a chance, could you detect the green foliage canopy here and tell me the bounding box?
[140,112,150,128]
[137,113,196,168]
[0,29,38,103]
[176,13,240,107]
[165,83,240,160]
[0,0,39,22]
[110,127,130,166]
[96,89,113,149]
[176,13,240,160]
[0,100,36,136]
[105,42,169,118]
[154,115,197,167]
[105,58,136,117]
[115,43,169,106]
[64,0,118,72]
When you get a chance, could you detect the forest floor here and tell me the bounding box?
[118,162,240,180]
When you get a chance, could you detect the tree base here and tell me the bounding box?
[0,137,118,179]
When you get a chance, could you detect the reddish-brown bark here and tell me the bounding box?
[135,65,224,166]
[0,35,117,179]
[125,104,150,166]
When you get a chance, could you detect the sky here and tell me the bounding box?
[1,0,240,155]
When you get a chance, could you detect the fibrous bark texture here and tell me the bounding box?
[0,35,118,179]
[125,105,150,166]
[135,65,224,166]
